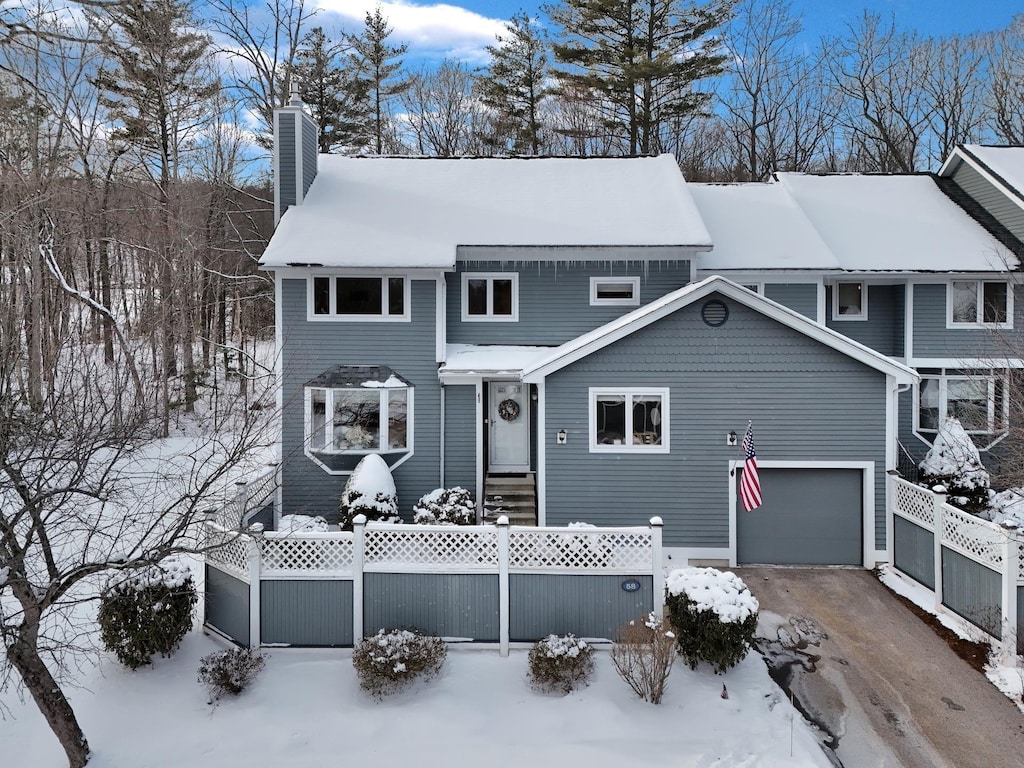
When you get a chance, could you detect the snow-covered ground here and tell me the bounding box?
[3,625,833,768]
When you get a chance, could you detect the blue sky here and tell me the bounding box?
[314,0,1022,64]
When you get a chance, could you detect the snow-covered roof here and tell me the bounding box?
[260,155,713,270]
[440,344,554,381]
[776,173,1017,272]
[689,182,839,271]
[942,145,1024,206]
[521,275,917,384]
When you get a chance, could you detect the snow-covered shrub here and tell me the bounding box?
[665,567,758,675]
[611,613,676,704]
[352,629,447,699]
[197,648,266,702]
[413,487,475,525]
[278,514,329,533]
[338,454,400,531]
[97,560,198,670]
[919,418,990,515]
[528,634,594,694]
[988,488,1024,528]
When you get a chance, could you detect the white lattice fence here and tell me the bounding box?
[205,523,252,581]
[509,528,652,572]
[941,504,1005,570]
[243,470,277,511]
[364,525,499,571]
[893,478,935,528]
[260,533,354,576]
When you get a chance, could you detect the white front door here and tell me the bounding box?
[488,382,530,472]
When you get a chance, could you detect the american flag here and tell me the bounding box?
[739,421,762,512]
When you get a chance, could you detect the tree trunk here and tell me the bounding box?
[7,634,91,768]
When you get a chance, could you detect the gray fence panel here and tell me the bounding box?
[509,574,652,642]
[364,573,499,640]
[1019,586,1024,655]
[941,548,1001,637]
[893,516,935,589]
[205,564,249,646]
[261,580,353,646]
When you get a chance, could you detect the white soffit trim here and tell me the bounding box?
[521,275,918,385]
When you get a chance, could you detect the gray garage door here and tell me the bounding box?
[737,468,863,565]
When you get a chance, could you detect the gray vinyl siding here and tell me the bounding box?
[509,574,652,641]
[301,114,317,197]
[826,284,904,357]
[912,282,1024,358]
[1019,587,1024,654]
[363,573,499,640]
[941,548,1001,637]
[448,257,691,346]
[205,565,249,646]
[764,283,818,320]
[893,515,934,588]
[261,580,353,646]
[277,113,297,211]
[951,161,1024,242]
[443,385,476,492]
[543,295,889,550]
[279,277,440,520]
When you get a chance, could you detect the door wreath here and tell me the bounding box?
[498,398,520,422]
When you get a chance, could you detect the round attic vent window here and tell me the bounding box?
[701,299,729,327]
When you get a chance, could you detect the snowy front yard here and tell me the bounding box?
[4,629,833,768]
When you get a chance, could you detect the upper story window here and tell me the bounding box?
[590,388,670,453]
[309,276,409,321]
[462,273,518,321]
[831,281,866,320]
[947,280,1012,328]
[916,369,1007,447]
[305,365,412,456]
[590,276,640,306]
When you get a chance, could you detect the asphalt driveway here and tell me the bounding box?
[737,567,1024,767]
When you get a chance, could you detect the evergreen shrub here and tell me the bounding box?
[413,487,476,525]
[338,454,400,530]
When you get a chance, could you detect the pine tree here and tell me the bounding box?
[478,12,551,155]
[348,6,409,154]
[548,0,735,155]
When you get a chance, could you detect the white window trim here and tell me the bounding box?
[303,385,414,458]
[945,280,1013,330]
[912,370,1008,448]
[306,275,411,322]
[588,387,670,454]
[461,272,519,322]
[831,281,868,321]
[590,276,641,306]
[740,282,763,294]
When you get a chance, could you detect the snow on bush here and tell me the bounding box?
[919,417,990,514]
[413,487,476,525]
[611,613,676,704]
[351,629,447,699]
[278,514,329,533]
[987,488,1024,528]
[98,560,198,670]
[665,567,758,675]
[338,454,400,530]
[528,634,594,694]
[197,648,266,702]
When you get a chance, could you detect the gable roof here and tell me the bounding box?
[939,145,1024,209]
[775,172,1017,272]
[260,155,712,270]
[521,275,917,384]
[689,182,840,271]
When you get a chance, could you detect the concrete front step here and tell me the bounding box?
[484,473,537,525]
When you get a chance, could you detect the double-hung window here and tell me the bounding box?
[916,370,1007,446]
[310,276,408,320]
[462,273,518,321]
[947,280,1012,328]
[590,388,669,453]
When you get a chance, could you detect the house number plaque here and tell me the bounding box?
[620,579,641,593]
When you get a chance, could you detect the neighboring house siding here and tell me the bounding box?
[912,283,1024,359]
[447,257,691,346]
[279,277,440,519]
[301,117,317,197]
[542,295,888,550]
[278,113,297,211]
[826,284,904,357]
[443,385,476,492]
[764,283,818,320]
[951,162,1024,243]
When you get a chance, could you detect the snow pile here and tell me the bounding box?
[666,567,759,624]
[107,559,192,593]
[919,418,989,491]
[278,514,329,533]
[987,488,1024,528]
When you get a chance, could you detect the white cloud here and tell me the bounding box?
[315,0,506,60]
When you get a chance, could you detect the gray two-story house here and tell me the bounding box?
[260,96,936,570]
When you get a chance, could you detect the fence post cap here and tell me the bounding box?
[931,484,947,495]
[247,522,264,534]
[352,514,367,526]
[649,516,664,527]
[235,480,248,487]
[495,515,510,526]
